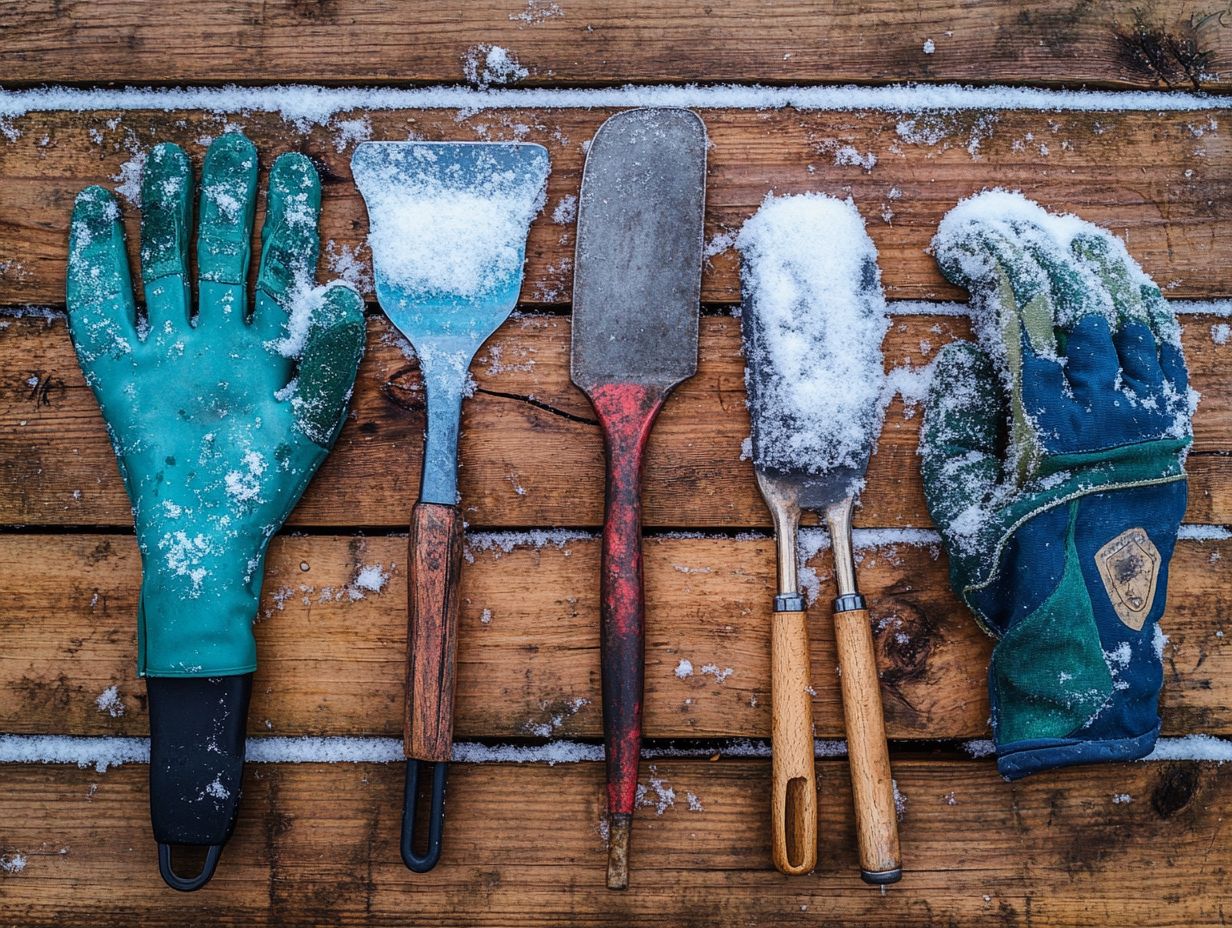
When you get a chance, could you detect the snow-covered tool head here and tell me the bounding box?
[737,193,889,508]
[353,141,549,361]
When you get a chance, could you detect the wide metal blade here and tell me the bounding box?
[570,108,706,392]
[352,141,549,356]
[741,287,876,510]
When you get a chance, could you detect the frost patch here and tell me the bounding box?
[113,149,148,205]
[95,685,126,718]
[0,853,27,874]
[160,531,212,594]
[510,0,563,24]
[463,45,530,88]
[551,194,577,224]
[522,696,589,737]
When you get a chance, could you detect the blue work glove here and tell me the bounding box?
[920,191,1194,778]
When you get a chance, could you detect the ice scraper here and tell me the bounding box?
[736,193,901,883]
[352,140,550,872]
[570,108,707,889]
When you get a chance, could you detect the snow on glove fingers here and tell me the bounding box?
[921,191,1194,779]
[67,133,365,678]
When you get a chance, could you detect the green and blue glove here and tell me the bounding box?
[67,133,365,886]
[920,191,1194,779]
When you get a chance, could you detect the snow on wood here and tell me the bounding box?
[1,84,1229,130]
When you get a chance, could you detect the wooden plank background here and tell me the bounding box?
[1,0,1230,90]
[1,2,1231,925]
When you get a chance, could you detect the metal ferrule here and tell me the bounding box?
[774,593,806,612]
[833,592,867,613]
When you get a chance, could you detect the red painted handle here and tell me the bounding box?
[588,382,668,818]
[405,500,465,763]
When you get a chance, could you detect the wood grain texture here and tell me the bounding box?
[833,607,901,880]
[0,758,1228,926]
[2,312,1230,530]
[1,0,1228,89]
[1,532,1228,741]
[770,609,817,875]
[1,108,1231,307]
[406,502,465,762]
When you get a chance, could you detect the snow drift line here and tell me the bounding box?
[2,301,1228,321]
[1,83,1229,126]
[0,734,1226,772]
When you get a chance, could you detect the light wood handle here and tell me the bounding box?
[833,607,902,882]
[770,609,818,875]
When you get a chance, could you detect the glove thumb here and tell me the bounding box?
[919,341,1006,555]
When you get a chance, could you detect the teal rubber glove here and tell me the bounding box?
[919,191,1193,778]
[67,133,366,677]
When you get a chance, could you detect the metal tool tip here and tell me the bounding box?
[606,814,631,890]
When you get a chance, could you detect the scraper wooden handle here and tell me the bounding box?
[405,501,464,762]
[833,606,902,883]
[770,609,818,875]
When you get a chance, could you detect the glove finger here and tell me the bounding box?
[1141,283,1192,435]
[920,341,1005,543]
[1067,232,1163,395]
[196,133,258,328]
[252,152,322,345]
[139,143,193,335]
[67,186,139,375]
[288,284,366,447]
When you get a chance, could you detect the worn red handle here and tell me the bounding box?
[587,382,668,888]
[590,383,666,809]
[405,501,465,763]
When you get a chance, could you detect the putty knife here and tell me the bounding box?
[570,108,707,890]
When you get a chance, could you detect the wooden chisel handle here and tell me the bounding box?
[587,381,668,891]
[833,604,902,883]
[770,609,818,874]
[405,501,465,762]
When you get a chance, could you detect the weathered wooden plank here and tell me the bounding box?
[2,313,1229,529]
[1,0,1228,90]
[0,758,1227,926]
[1,533,1227,740]
[1,108,1229,306]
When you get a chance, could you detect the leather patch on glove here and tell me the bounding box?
[1096,528,1161,631]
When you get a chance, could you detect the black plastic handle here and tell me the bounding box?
[147,674,252,891]
[158,842,223,892]
[401,758,448,872]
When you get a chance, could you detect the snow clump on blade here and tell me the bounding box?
[735,193,889,478]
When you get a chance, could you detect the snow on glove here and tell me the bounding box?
[68,133,365,676]
[920,190,1194,779]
